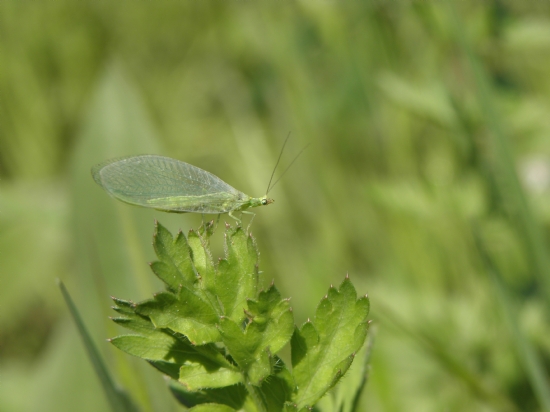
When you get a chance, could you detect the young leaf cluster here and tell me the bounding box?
[110,221,370,411]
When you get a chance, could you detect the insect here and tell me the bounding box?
[92,137,306,223]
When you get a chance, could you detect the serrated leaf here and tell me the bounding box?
[290,277,370,409]
[111,303,156,335]
[218,285,294,383]
[151,222,197,290]
[188,228,215,279]
[136,290,220,344]
[206,227,259,322]
[109,222,372,411]
[110,335,188,378]
[137,225,263,347]
[111,299,233,380]
[179,362,242,390]
[111,297,136,315]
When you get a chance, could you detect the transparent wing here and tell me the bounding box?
[92,155,249,213]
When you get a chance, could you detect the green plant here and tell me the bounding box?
[109,220,371,411]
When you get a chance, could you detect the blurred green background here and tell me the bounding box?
[2,1,550,411]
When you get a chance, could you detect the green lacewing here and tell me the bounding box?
[91,137,306,222]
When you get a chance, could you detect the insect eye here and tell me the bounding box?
[261,199,267,205]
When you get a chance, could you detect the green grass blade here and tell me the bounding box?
[57,279,139,412]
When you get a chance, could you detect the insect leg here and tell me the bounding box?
[228,211,242,224]
[240,211,256,230]
[245,213,256,232]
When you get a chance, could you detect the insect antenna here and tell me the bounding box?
[266,132,291,195]
[266,135,310,195]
